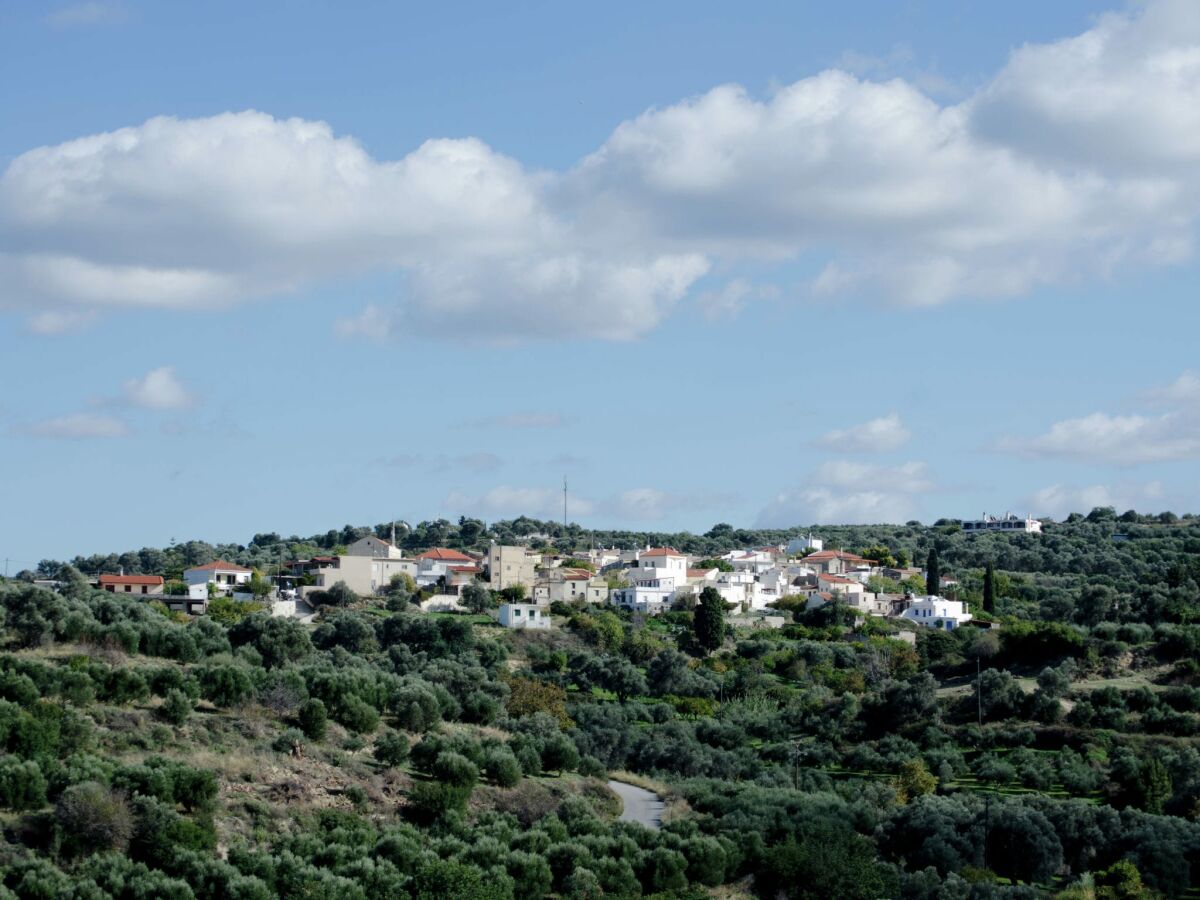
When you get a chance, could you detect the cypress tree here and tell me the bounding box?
[983,561,996,614]
[694,586,727,654]
[925,549,940,596]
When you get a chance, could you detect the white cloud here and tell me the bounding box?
[611,488,670,521]
[815,460,934,493]
[8,1,1200,336]
[1011,412,1200,465]
[1003,371,1200,465]
[1026,481,1167,520]
[694,279,777,321]
[816,413,911,454]
[45,2,126,28]
[122,366,193,410]
[969,0,1200,174]
[20,412,129,439]
[757,460,934,526]
[1149,370,1200,405]
[26,309,96,334]
[0,114,705,341]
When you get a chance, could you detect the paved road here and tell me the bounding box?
[607,779,664,829]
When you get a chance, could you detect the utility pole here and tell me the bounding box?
[977,657,983,727]
[977,655,990,870]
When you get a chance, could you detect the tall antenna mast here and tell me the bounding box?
[563,476,568,531]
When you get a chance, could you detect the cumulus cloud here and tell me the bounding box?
[757,460,934,526]
[694,279,777,321]
[1148,370,1200,405]
[0,114,705,341]
[1003,371,1200,465]
[1026,481,1167,520]
[815,413,911,454]
[19,412,129,439]
[7,1,1200,337]
[26,309,96,334]
[122,366,193,410]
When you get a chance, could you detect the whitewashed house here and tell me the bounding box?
[498,603,551,630]
[962,513,1042,535]
[611,580,676,615]
[787,534,824,555]
[632,547,689,579]
[183,560,252,597]
[415,548,478,589]
[898,595,973,630]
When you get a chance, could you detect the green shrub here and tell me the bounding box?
[297,698,328,740]
[159,689,193,726]
[374,731,409,767]
[0,757,47,810]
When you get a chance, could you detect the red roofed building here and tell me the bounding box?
[416,548,481,594]
[98,574,164,596]
[417,548,475,563]
[802,550,873,575]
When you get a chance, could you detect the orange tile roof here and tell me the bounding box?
[641,547,683,557]
[819,574,858,585]
[804,550,869,562]
[98,574,164,586]
[418,548,475,562]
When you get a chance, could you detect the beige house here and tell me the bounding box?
[345,535,406,559]
[296,554,417,597]
[98,574,164,596]
[538,568,593,604]
[486,544,540,592]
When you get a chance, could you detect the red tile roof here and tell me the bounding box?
[819,574,859,585]
[185,560,252,573]
[418,548,475,562]
[641,547,683,557]
[687,568,717,578]
[804,550,869,562]
[98,574,164,586]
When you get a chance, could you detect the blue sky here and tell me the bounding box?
[2,0,1199,566]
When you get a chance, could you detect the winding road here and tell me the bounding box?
[607,779,664,829]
